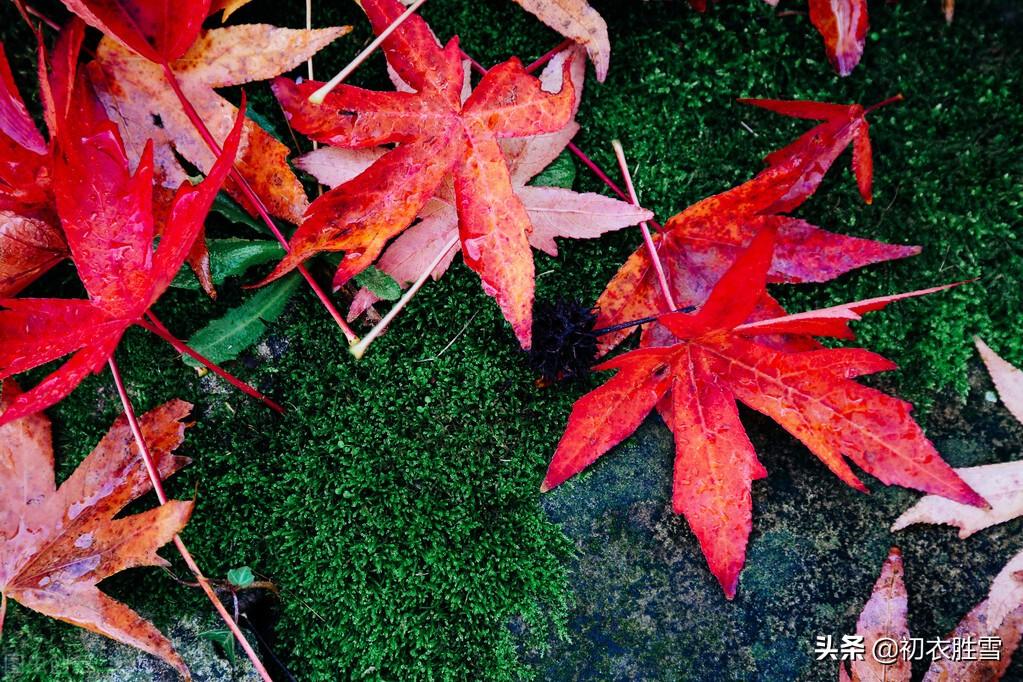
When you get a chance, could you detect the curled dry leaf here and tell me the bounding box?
[0,380,194,678]
[595,96,915,356]
[892,338,1023,538]
[269,0,577,348]
[544,227,982,598]
[845,547,1023,681]
[87,23,348,294]
[809,0,869,77]
[0,73,242,424]
[510,0,610,81]
[840,548,911,682]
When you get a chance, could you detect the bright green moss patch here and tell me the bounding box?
[1,0,1021,679]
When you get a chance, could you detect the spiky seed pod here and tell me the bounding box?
[528,299,600,383]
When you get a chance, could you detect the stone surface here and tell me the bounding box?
[83,616,260,682]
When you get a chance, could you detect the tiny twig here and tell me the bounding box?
[865,93,904,114]
[107,358,273,682]
[140,312,284,413]
[415,311,479,362]
[308,0,429,104]
[254,570,327,623]
[240,614,300,682]
[591,306,696,336]
[611,140,676,310]
[349,235,459,359]
[305,0,316,82]
[568,141,629,201]
[22,3,61,31]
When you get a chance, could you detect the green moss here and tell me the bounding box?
[1,0,1021,679]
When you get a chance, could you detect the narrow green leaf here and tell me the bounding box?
[227,566,255,589]
[211,192,267,234]
[184,274,301,367]
[531,150,576,189]
[246,107,284,143]
[354,266,402,301]
[172,239,285,290]
[198,630,236,664]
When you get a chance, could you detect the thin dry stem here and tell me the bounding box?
[309,0,429,104]
[611,140,676,310]
[349,235,460,359]
[107,358,273,682]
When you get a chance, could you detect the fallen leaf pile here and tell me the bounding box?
[267,0,579,347]
[88,18,348,293]
[0,41,243,423]
[0,0,1006,676]
[294,47,652,322]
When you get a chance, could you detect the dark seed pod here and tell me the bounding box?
[528,299,600,383]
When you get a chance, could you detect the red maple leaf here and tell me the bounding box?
[266,0,577,348]
[595,96,913,355]
[0,71,242,425]
[61,0,210,64]
[542,226,986,598]
[0,26,81,297]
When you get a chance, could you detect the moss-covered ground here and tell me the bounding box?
[1,0,1021,680]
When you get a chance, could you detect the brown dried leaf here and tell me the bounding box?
[843,548,911,682]
[0,381,194,678]
[511,0,610,81]
[88,24,348,227]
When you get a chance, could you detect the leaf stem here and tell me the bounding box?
[611,140,676,311]
[107,357,273,682]
[157,62,359,343]
[865,93,905,114]
[349,235,459,359]
[591,306,696,336]
[524,39,576,73]
[308,0,430,104]
[139,312,284,414]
